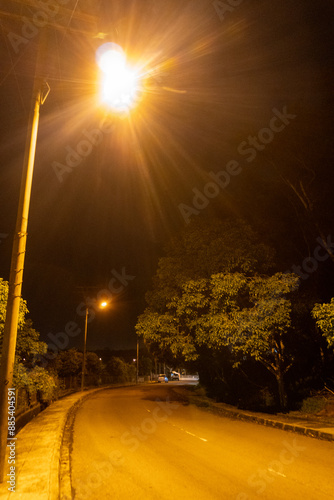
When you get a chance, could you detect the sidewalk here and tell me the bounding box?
[0,384,333,500]
[0,388,104,500]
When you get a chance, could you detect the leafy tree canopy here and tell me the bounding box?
[0,278,28,342]
[86,352,104,376]
[136,217,299,408]
[312,298,334,348]
[106,356,136,382]
[16,319,47,365]
[55,348,83,377]
[0,278,47,368]
[0,279,59,402]
[145,217,275,313]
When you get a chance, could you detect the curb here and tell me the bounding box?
[211,405,334,441]
[59,398,83,500]
[171,388,334,442]
[58,388,109,500]
[58,384,138,499]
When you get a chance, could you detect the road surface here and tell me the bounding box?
[70,384,334,499]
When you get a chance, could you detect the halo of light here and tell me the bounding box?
[96,43,141,113]
[96,43,126,73]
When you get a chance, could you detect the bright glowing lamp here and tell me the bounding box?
[96,42,140,113]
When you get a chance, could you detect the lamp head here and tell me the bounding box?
[96,42,141,113]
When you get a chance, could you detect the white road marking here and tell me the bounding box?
[172,423,208,442]
[268,468,286,477]
[145,406,208,441]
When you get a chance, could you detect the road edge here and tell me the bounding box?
[171,387,334,442]
[58,384,138,499]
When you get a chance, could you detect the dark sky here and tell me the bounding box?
[0,0,333,351]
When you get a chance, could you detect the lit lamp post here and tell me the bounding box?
[81,300,108,392]
[0,40,140,481]
[0,49,50,481]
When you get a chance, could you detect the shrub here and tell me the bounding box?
[300,396,327,414]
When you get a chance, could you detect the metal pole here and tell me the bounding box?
[136,338,139,384]
[81,307,89,391]
[0,57,48,482]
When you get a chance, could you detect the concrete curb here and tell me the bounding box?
[59,397,84,500]
[59,387,111,500]
[171,388,334,442]
[58,384,138,499]
[210,405,334,441]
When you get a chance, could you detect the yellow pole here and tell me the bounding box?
[136,339,139,384]
[81,307,89,391]
[0,40,48,482]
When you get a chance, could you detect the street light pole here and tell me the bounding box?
[0,48,49,482]
[136,338,139,384]
[80,300,108,391]
[0,38,137,481]
[80,306,89,392]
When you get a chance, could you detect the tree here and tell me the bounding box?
[139,356,153,376]
[197,272,299,409]
[107,357,136,383]
[85,352,106,384]
[312,298,334,348]
[13,365,58,404]
[0,278,27,350]
[55,348,83,378]
[0,278,59,403]
[137,216,274,345]
[136,217,299,409]
[138,217,275,356]
[138,270,298,408]
[16,319,47,366]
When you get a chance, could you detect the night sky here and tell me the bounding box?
[0,0,333,352]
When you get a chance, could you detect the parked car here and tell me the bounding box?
[158,374,168,383]
[170,371,180,380]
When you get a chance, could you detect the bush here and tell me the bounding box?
[300,396,327,414]
[107,357,136,383]
[13,363,59,404]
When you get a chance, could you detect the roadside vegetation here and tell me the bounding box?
[0,278,139,413]
[136,217,334,412]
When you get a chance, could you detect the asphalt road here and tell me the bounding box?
[70,384,334,500]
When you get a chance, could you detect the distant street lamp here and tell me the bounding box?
[80,300,108,392]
